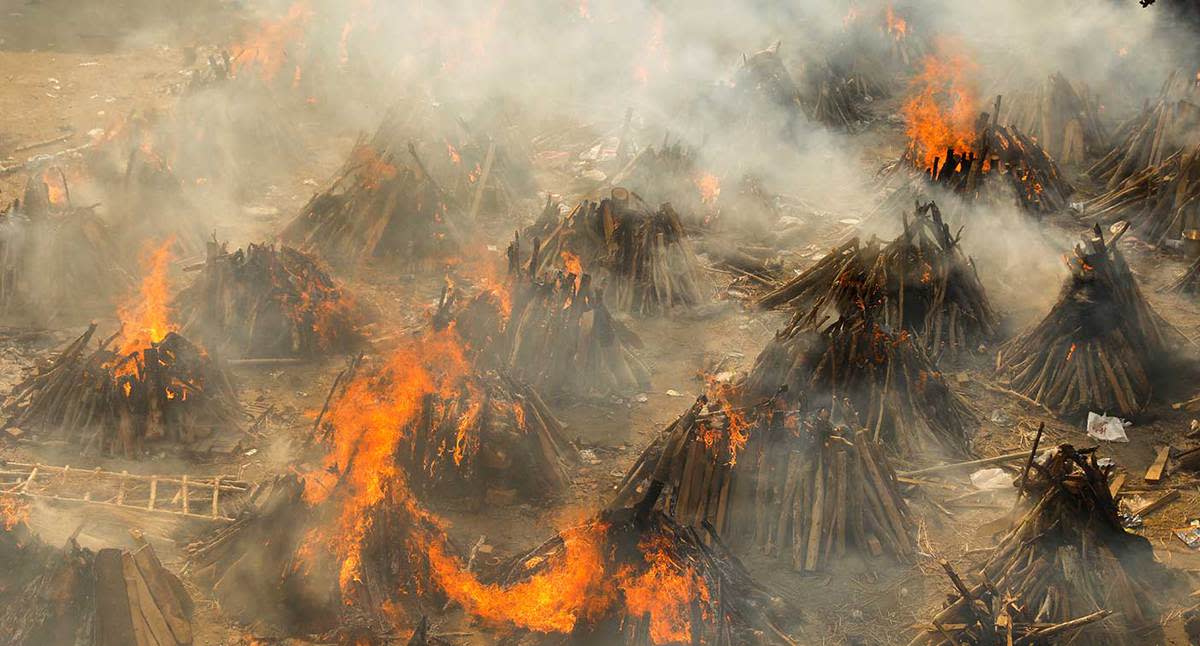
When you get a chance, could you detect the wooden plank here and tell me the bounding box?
[121,553,164,646]
[211,477,220,519]
[1133,489,1179,518]
[131,545,192,644]
[94,549,138,646]
[1144,446,1171,484]
[1108,472,1127,499]
[181,475,189,515]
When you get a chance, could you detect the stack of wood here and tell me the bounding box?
[731,44,807,139]
[612,398,917,571]
[176,239,365,358]
[759,202,997,355]
[1,323,242,457]
[912,444,1175,645]
[801,58,873,130]
[1087,69,1200,191]
[185,475,336,634]
[281,110,459,266]
[0,524,195,646]
[908,560,1112,645]
[607,138,716,229]
[1005,72,1108,166]
[531,188,707,316]
[884,96,1074,214]
[486,476,791,644]
[1082,144,1200,245]
[0,171,134,319]
[745,306,976,459]
[996,223,1179,419]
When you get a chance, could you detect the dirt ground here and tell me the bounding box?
[0,3,1199,646]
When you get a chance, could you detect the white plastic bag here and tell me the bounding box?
[1086,412,1130,442]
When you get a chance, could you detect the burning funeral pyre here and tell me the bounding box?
[0,170,134,320]
[758,201,997,356]
[612,395,917,572]
[744,302,976,459]
[530,188,707,316]
[881,50,1073,215]
[910,445,1178,645]
[607,138,719,230]
[0,241,241,457]
[996,222,1180,419]
[0,514,195,646]
[281,110,460,266]
[1004,72,1108,167]
[176,240,366,359]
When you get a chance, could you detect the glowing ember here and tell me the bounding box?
[902,48,979,171]
[560,250,584,294]
[116,238,177,358]
[41,168,68,207]
[0,497,29,531]
[349,144,398,191]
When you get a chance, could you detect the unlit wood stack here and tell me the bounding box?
[745,307,976,458]
[802,58,872,130]
[1088,69,1200,190]
[177,239,365,358]
[532,188,707,315]
[1167,254,1200,294]
[1083,145,1200,245]
[282,109,458,265]
[760,202,997,355]
[1006,72,1108,166]
[1,324,242,457]
[997,222,1179,419]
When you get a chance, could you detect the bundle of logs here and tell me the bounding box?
[1005,72,1108,166]
[912,444,1176,645]
[884,96,1074,214]
[282,110,459,265]
[801,57,873,130]
[1083,144,1200,245]
[486,492,791,643]
[530,188,707,316]
[758,201,997,356]
[607,138,714,228]
[730,44,808,140]
[1087,69,1200,191]
[1,323,242,456]
[177,240,365,358]
[0,521,195,646]
[612,397,917,571]
[745,306,976,459]
[0,171,133,318]
[996,223,1179,419]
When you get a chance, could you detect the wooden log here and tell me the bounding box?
[1144,446,1170,483]
[95,549,138,646]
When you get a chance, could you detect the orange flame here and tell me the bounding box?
[695,173,721,206]
[885,3,908,41]
[618,534,711,643]
[0,497,29,531]
[561,251,584,296]
[41,169,67,207]
[116,238,177,358]
[230,1,315,82]
[1066,342,1077,363]
[902,47,979,170]
[633,9,667,86]
[350,144,398,191]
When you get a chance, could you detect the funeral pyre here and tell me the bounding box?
[758,201,997,356]
[176,240,366,359]
[996,222,1181,419]
[187,331,792,644]
[910,444,1179,645]
[612,394,917,572]
[880,51,1073,215]
[1004,72,1108,167]
[529,188,707,316]
[0,241,241,456]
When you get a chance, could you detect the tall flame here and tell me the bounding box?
[885,3,908,41]
[230,1,315,82]
[901,48,979,170]
[116,238,177,358]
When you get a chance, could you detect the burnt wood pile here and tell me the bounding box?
[0,520,195,646]
[759,201,997,356]
[883,96,1074,215]
[177,240,365,358]
[996,222,1180,419]
[1005,72,1108,166]
[1087,69,1200,191]
[912,444,1176,645]
[0,171,134,319]
[1083,144,1200,245]
[608,138,717,229]
[282,110,460,266]
[730,44,808,140]
[745,305,976,459]
[612,397,917,571]
[531,188,707,316]
[1,324,242,457]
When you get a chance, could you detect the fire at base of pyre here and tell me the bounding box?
[612,393,917,573]
[879,50,1073,216]
[0,323,242,457]
[744,301,976,460]
[758,201,997,358]
[0,170,135,321]
[910,445,1182,646]
[176,240,367,359]
[0,511,195,646]
[996,222,1183,420]
[528,188,707,316]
